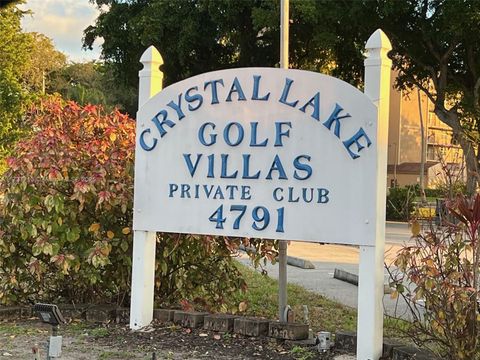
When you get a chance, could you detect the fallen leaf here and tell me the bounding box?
[199,333,208,337]
[238,301,248,312]
[213,334,221,340]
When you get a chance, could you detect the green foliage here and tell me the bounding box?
[48,62,128,112]
[0,3,32,168]
[0,4,66,172]
[386,186,419,221]
[0,96,135,304]
[85,0,480,191]
[0,97,275,309]
[84,0,340,116]
[156,235,246,311]
[23,32,66,93]
[390,194,480,359]
[290,345,315,360]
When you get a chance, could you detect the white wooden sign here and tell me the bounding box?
[131,29,392,360]
[134,68,377,245]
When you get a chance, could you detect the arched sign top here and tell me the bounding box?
[140,67,375,115]
[134,67,380,245]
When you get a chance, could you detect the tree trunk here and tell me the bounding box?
[417,89,427,202]
[434,108,478,195]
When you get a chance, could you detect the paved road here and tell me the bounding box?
[240,222,416,320]
[385,221,414,245]
[239,258,412,320]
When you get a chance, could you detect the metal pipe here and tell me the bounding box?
[278,0,289,323]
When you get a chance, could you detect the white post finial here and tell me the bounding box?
[364,28,392,104]
[138,45,164,108]
[357,28,392,360]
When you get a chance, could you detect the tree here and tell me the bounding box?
[22,32,66,94]
[83,0,336,116]
[374,0,480,194]
[85,0,480,194]
[0,2,32,168]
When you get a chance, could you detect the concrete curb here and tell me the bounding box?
[287,255,315,269]
[333,268,393,294]
[239,245,315,269]
[333,268,358,285]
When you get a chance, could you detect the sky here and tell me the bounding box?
[20,0,103,62]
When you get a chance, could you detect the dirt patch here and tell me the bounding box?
[0,320,354,359]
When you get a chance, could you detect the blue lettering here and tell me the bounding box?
[185,86,203,111]
[293,155,312,180]
[250,122,268,147]
[242,154,260,179]
[203,185,214,198]
[220,154,238,178]
[223,122,244,146]
[273,187,284,201]
[225,185,239,199]
[299,92,320,121]
[274,122,292,147]
[343,128,372,159]
[204,79,224,104]
[279,78,299,107]
[288,187,300,202]
[252,75,270,101]
[207,154,215,178]
[168,183,178,197]
[241,186,251,200]
[213,186,225,199]
[139,128,157,151]
[183,154,202,177]
[198,122,217,146]
[181,184,191,198]
[166,93,185,120]
[317,188,330,203]
[323,103,351,138]
[151,110,175,137]
[266,155,288,180]
[226,77,247,102]
[302,188,313,203]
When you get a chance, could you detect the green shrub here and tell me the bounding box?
[0,97,273,309]
[389,194,480,359]
[386,185,418,221]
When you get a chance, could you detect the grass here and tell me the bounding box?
[0,323,47,336]
[234,261,408,338]
[90,327,111,337]
[233,261,357,333]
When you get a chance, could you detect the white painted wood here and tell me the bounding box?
[130,230,157,330]
[357,29,392,360]
[133,68,378,245]
[130,46,164,330]
[138,45,164,108]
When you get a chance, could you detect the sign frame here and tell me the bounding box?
[129,29,392,360]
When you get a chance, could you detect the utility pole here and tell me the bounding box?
[278,0,289,323]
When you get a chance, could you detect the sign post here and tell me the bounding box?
[357,29,392,360]
[130,28,391,360]
[130,46,163,330]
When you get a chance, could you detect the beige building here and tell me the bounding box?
[387,73,464,188]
